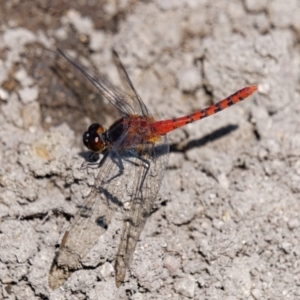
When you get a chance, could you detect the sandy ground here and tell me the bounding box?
[1,0,300,299]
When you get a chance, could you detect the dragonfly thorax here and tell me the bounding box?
[83,123,108,153]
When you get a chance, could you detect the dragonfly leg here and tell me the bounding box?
[103,150,125,184]
[124,148,151,192]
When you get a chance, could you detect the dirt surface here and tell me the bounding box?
[1,0,300,299]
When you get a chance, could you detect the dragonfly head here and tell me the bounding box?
[83,123,107,153]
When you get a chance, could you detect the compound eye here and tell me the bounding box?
[83,123,106,153]
[87,131,105,152]
[83,131,90,148]
[88,123,105,134]
[82,123,105,153]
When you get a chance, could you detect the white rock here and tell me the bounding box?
[64,9,94,35]
[252,288,262,299]
[3,28,36,49]
[268,0,297,28]
[90,30,106,52]
[174,275,195,298]
[103,2,117,16]
[54,27,68,40]
[1,93,23,127]
[99,262,114,278]
[258,82,270,95]
[15,68,34,87]
[0,88,9,101]
[288,218,300,229]
[18,86,39,104]
[37,30,54,48]
[178,68,202,93]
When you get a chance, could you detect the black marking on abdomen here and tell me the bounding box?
[172,118,178,129]
[187,115,195,124]
[214,102,222,112]
[238,92,244,101]
[203,109,209,118]
[227,96,234,106]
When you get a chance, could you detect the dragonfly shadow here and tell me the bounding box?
[77,187,124,212]
[79,151,100,163]
[170,124,238,153]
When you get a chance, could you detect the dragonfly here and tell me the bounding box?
[48,49,257,289]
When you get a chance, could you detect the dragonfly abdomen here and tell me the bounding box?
[152,85,257,135]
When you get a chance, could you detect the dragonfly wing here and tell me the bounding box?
[58,49,147,116]
[115,135,169,287]
[48,153,118,289]
[48,131,169,289]
[49,132,131,289]
[112,50,149,117]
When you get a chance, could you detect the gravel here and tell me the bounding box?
[1,0,300,299]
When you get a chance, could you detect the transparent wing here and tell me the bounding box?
[114,136,169,287]
[48,129,125,288]
[58,49,149,117]
[112,50,149,117]
[48,132,169,289]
